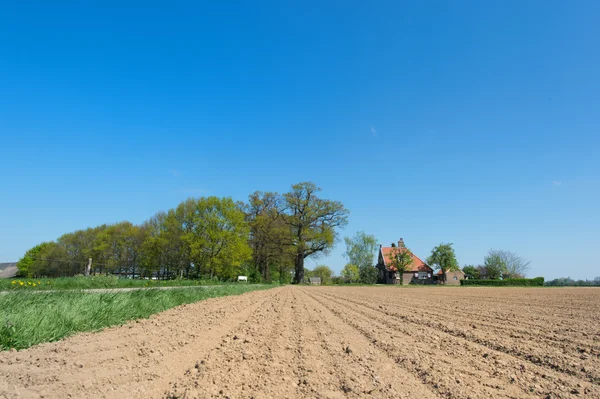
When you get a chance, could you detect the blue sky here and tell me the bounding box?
[1,1,599,280]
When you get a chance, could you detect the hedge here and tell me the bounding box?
[460,277,544,287]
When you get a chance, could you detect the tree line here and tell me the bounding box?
[17,182,349,283]
[545,277,600,286]
[17,180,534,284]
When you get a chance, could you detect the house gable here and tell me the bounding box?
[378,241,433,273]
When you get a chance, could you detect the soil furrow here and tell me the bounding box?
[304,289,528,398]
[307,288,599,398]
[316,289,600,384]
[297,288,440,398]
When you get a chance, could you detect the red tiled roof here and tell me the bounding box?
[381,246,432,273]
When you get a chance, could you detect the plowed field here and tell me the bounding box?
[1,286,598,398]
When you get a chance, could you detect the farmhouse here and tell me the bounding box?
[377,239,433,285]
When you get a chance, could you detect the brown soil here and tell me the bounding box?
[1,286,599,398]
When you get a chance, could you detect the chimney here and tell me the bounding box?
[398,238,405,248]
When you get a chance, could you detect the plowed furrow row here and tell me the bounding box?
[166,287,300,398]
[349,290,599,333]
[304,290,532,399]
[343,290,590,336]
[308,289,599,398]
[326,290,600,368]
[297,289,439,398]
[317,290,600,385]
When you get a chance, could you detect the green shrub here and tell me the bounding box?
[460,277,544,286]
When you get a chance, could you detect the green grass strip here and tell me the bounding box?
[0,285,272,351]
[0,276,240,291]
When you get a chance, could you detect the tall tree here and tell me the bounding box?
[489,249,531,278]
[57,228,97,275]
[282,182,349,284]
[183,196,251,279]
[122,224,149,278]
[344,232,377,267]
[94,222,134,275]
[386,246,414,285]
[483,251,505,279]
[245,191,294,282]
[343,231,378,284]
[427,243,459,283]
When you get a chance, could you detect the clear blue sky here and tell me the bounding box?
[1,1,599,280]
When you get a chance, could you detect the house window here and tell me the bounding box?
[427,273,431,278]
[454,276,458,280]
[414,272,418,278]
[418,272,428,280]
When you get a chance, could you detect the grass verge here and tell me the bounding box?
[0,285,272,351]
[0,276,242,291]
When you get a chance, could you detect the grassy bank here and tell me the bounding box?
[0,275,238,291]
[0,285,272,350]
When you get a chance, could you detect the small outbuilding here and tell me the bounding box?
[438,269,466,285]
[308,277,322,285]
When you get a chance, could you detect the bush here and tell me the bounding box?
[359,266,378,284]
[460,277,544,287]
[409,278,437,285]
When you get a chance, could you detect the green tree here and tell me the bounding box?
[94,222,135,276]
[282,182,349,284]
[483,251,505,279]
[312,265,333,284]
[462,265,480,279]
[245,191,294,282]
[343,231,378,284]
[122,223,149,278]
[183,196,252,280]
[341,263,360,283]
[490,249,531,278]
[427,243,459,283]
[57,228,96,275]
[17,242,51,277]
[386,246,414,285]
[29,242,69,277]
